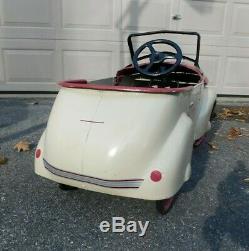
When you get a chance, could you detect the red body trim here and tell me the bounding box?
[60,81,193,94]
[59,62,206,94]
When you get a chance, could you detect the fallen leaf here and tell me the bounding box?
[217,109,227,119]
[14,140,31,152]
[227,127,242,140]
[0,155,8,165]
[218,107,249,120]
[208,142,219,150]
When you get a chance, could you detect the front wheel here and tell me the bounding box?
[156,196,176,215]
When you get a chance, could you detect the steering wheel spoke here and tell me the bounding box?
[147,43,156,55]
[149,53,156,64]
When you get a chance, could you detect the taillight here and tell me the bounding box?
[150,170,162,182]
[35,149,41,159]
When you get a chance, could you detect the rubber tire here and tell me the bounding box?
[193,135,206,147]
[58,183,78,191]
[156,196,175,215]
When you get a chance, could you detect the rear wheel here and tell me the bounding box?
[210,100,217,120]
[58,183,78,191]
[156,196,175,215]
[194,135,206,147]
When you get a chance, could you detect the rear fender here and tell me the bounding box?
[34,130,46,176]
[143,112,194,199]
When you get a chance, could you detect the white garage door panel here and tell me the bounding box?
[221,46,249,95]
[63,51,112,81]
[0,0,56,39]
[199,56,221,87]
[176,0,229,47]
[58,40,119,80]
[183,45,222,88]
[121,0,171,31]
[62,0,114,30]
[228,2,249,48]
[4,50,55,82]
[178,0,249,49]
[179,0,227,34]
[2,0,52,27]
[0,39,59,91]
[58,0,173,41]
[231,3,249,37]
[225,57,249,88]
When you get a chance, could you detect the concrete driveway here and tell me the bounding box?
[0,98,249,250]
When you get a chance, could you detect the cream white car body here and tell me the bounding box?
[35,31,216,202]
[35,68,216,201]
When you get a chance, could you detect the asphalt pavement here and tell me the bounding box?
[0,98,249,251]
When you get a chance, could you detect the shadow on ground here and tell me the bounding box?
[203,160,249,250]
[0,99,29,129]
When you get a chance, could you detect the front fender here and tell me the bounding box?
[195,86,216,139]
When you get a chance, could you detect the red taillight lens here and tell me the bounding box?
[35,149,41,159]
[150,170,162,182]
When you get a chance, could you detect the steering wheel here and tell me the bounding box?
[132,39,183,77]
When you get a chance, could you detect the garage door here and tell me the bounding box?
[0,0,248,95]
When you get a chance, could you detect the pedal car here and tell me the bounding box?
[35,30,216,214]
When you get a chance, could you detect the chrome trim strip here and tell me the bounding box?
[43,159,143,189]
